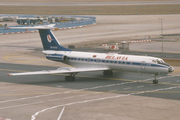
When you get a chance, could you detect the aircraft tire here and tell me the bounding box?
[153,80,158,84]
[65,76,75,81]
[103,70,113,76]
[71,76,75,81]
[65,76,69,81]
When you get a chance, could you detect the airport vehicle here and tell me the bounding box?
[6,25,174,84]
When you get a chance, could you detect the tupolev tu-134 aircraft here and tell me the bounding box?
[6,24,174,84]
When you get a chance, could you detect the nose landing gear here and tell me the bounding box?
[153,74,158,84]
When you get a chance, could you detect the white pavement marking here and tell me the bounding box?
[123,87,131,90]
[56,86,64,88]
[0,92,62,104]
[79,94,89,97]
[89,86,103,89]
[31,94,130,120]
[0,101,44,110]
[57,107,65,120]
[0,76,174,104]
[0,118,11,120]
[31,86,179,120]
[137,85,144,88]
[93,92,103,94]
[49,99,60,102]
[63,96,74,99]
[0,75,176,111]
[0,80,135,104]
[109,89,117,92]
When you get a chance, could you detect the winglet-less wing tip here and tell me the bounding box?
[6,73,12,76]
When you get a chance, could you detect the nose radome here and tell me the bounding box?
[168,66,174,73]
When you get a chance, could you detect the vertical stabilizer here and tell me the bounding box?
[38,29,71,51]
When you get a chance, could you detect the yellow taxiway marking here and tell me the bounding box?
[174,69,180,72]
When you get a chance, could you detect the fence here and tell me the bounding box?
[0,15,96,35]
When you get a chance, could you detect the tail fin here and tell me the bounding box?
[8,24,71,51]
[38,29,71,51]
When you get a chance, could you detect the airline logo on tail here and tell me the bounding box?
[47,34,53,42]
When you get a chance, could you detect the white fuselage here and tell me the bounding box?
[43,50,173,75]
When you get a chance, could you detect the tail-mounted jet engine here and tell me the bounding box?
[46,54,68,62]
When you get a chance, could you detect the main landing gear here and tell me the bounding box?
[153,74,158,84]
[65,73,77,81]
[103,70,113,76]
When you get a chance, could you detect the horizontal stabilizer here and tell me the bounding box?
[7,67,110,76]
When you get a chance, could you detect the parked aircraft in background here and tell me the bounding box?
[6,25,174,84]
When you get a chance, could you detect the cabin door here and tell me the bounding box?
[141,61,146,70]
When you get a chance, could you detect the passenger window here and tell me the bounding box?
[87,58,90,62]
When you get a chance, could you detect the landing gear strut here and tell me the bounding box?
[153,74,158,84]
[65,73,77,81]
[103,70,113,76]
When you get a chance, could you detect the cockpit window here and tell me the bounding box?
[156,59,165,64]
[152,59,165,64]
[152,60,156,63]
[155,59,170,66]
[160,60,164,63]
[156,59,161,64]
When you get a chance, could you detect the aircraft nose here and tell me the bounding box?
[168,66,174,73]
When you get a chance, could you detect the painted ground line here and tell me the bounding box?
[31,86,179,120]
[0,101,44,110]
[123,87,131,90]
[57,107,65,120]
[109,89,117,92]
[0,75,177,104]
[63,96,74,99]
[0,78,137,104]
[79,94,89,97]
[137,85,144,88]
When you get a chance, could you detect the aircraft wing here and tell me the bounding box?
[6,67,110,76]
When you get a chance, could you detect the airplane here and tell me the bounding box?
[6,25,174,84]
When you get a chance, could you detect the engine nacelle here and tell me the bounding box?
[46,54,68,62]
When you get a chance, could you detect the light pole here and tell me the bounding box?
[160,18,163,53]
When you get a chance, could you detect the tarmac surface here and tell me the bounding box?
[1,1,180,6]
[1,15,180,120]
[0,63,180,120]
